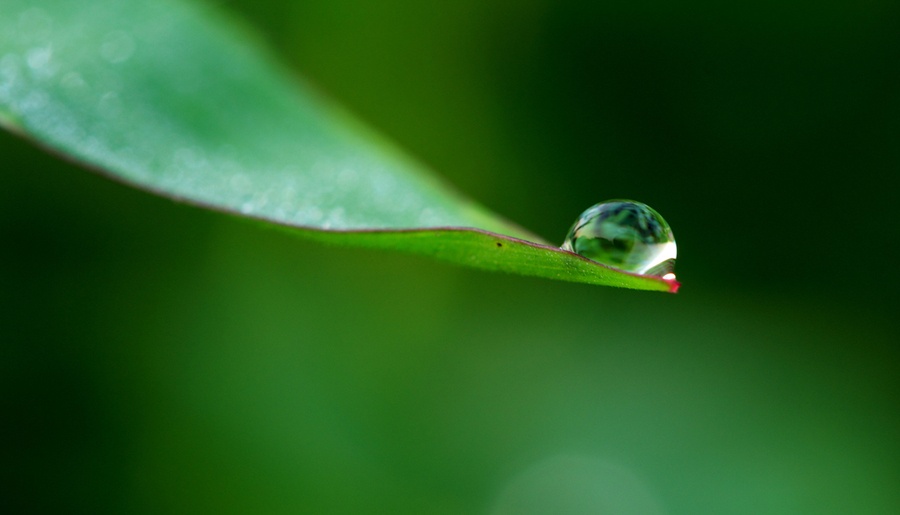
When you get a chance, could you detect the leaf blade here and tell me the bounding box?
[0,0,678,292]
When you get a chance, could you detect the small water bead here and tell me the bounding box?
[561,200,676,278]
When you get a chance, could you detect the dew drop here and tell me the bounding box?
[561,200,676,278]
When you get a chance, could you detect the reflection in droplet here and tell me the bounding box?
[100,31,136,64]
[562,200,676,277]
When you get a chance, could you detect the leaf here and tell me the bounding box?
[0,0,678,293]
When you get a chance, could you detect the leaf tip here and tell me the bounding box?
[667,278,681,294]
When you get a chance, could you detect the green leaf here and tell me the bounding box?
[0,0,677,293]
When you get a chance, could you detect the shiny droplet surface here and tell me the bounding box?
[561,200,676,278]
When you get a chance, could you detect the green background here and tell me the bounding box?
[2,0,898,513]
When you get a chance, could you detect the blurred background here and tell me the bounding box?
[2,0,898,513]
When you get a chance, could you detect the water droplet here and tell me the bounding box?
[561,200,676,277]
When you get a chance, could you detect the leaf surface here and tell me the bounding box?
[0,0,677,292]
